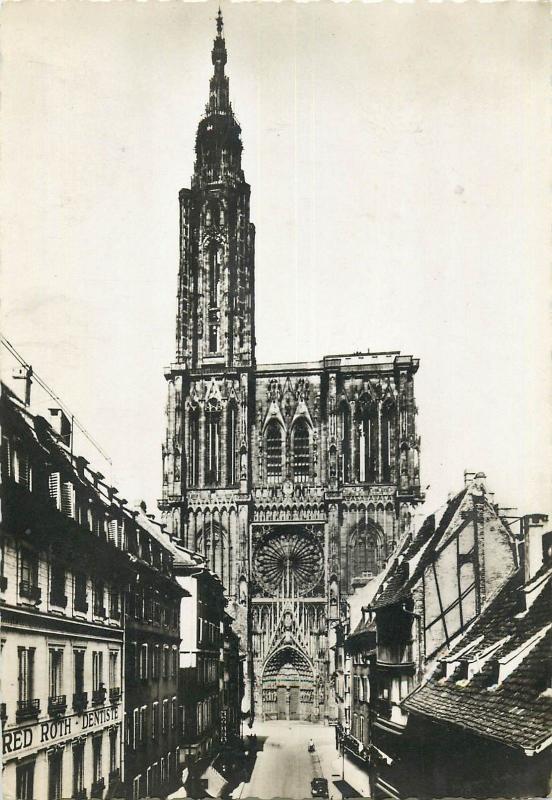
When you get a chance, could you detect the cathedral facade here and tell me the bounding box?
[160,13,423,723]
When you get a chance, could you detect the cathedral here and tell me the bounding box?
[160,12,423,723]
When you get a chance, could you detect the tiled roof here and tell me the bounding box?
[371,488,468,609]
[403,565,552,753]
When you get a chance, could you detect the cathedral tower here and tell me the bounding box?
[176,9,255,370]
[161,13,423,724]
[161,12,255,604]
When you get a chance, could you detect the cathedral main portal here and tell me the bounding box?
[250,523,329,722]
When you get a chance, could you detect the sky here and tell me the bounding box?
[1,1,550,523]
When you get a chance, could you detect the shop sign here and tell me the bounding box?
[2,704,120,759]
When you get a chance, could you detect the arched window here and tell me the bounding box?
[209,243,221,308]
[338,402,351,482]
[357,399,377,483]
[292,419,310,483]
[188,407,200,486]
[208,242,221,353]
[266,420,282,484]
[350,521,383,581]
[205,401,221,485]
[227,402,238,485]
[381,402,395,483]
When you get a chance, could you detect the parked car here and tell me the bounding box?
[311,778,329,798]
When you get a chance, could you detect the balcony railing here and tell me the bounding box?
[109,687,121,703]
[48,694,67,717]
[92,686,106,706]
[19,581,41,603]
[16,698,40,721]
[91,777,105,798]
[73,691,88,713]
[50,593,68,608]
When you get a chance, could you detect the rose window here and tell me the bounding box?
[253,529,324,595]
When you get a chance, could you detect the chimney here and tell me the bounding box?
[521,514,549,582]
[49,408,72,447]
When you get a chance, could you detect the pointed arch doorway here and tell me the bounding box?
[261,645,315,722]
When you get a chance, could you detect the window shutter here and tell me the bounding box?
[49,473,61,508]
[61,481,74,518]
[108,520,117,546]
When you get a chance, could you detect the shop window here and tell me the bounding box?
[73,742,85,797]
[92,734,103,784]
[16,759,35,800]
[48,749,63,800]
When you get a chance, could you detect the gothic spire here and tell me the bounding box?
[194,8,244,187]
[208,7,230,115]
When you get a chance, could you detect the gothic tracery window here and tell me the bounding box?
[208,242,222,353]
[357,399,377,483]
[350,521,383,581]
[188,407,200,486]
[266,420,282,484]
[292,419,310,483]
[227,402,238,485]
[205,401,221,485]
[338,402,351,482]
[381,401,395,483]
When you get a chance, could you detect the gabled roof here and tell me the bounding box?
[371,488,468,609]
[403,563,552,754]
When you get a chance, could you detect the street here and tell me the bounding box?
[239,721,340,799]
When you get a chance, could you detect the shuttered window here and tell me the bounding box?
[49,473,61,509]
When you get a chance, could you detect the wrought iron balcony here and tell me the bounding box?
[91,777,105,798]
[16,698,40,721]
[92,686,106,706]
[19,581,41,603]
[48,694,67,717]
[73,691,88,713]
[50,593,68,608]
[109,687,121,703]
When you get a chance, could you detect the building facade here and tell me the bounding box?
[1,385,127,800]
[123,508,185,800]
[402,515,551,799]
[347,474,523,799]
[160,11,423,723]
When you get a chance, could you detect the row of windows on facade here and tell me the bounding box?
[7,547,124,620]
[16,728,118,800]
[184,406,402,487]
[126,588,179,629]
[126,697,178,751]
[127,642,179,684]
[2,437,172,574]
[131,748,179,800]
[197,615,221,647]
[14,645,118,722]
[196,654,219,686]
